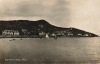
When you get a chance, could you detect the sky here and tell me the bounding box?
[0,0,100,35]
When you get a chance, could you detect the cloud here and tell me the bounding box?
[0,0,69,27]
[70,0,100,35]
[0,0,58,16]
[0,0,99,35]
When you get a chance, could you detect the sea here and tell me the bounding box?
[0,37,100,64]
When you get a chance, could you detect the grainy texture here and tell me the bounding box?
[0,0,99,35]
[0,0,99,64]
[0,38,100,64]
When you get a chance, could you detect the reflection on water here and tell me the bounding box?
[0,37,100,64]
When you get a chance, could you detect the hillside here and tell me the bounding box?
[0,20,98,38]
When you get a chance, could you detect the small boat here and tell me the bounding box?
[46,34,49,38]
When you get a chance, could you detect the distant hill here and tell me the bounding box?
[0,19,99,38]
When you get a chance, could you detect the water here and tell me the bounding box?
[0,37,100,64]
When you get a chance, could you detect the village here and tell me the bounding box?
[0,28,66,39]
[0,27,94,38]
[0,20,98,38]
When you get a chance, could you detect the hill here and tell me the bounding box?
[0,20,98,38]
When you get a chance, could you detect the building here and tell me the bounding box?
[39,31,46,38]
[2,30,19,35]
[22,29,28,35]
[77,33,82,36]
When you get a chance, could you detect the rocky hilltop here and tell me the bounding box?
[0,20,98,38]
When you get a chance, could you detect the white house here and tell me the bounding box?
[22,29,28,35]
[2,30,19,35]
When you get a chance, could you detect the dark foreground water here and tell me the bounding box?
[0,37,100,64]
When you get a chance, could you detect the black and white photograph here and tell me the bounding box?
[0,0,100,64]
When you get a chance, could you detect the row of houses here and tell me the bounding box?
[54,30,90,37]
[2,29,26,36]
[1,29,91,37]
[2,30,19,35]
[1,29,51,35]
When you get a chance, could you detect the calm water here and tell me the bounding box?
[0,37,100,64]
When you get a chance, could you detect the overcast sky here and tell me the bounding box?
[0,0,100,35]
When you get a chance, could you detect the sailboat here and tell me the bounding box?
[46,34,49,38]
